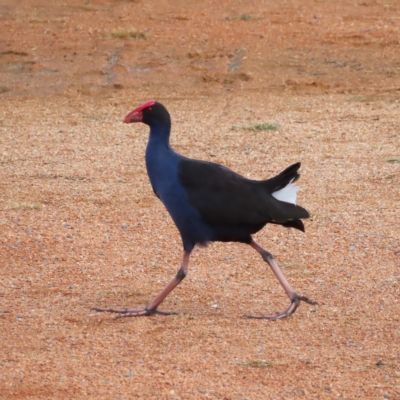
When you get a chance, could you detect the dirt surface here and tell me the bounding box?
[1,0,399,398]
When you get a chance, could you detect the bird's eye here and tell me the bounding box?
[148,107,152,111]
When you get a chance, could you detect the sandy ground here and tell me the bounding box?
[1,0,399,398]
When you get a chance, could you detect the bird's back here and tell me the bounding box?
[178,158,309,227]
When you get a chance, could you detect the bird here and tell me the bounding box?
[93,100,317,320]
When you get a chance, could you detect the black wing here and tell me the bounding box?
[178,158,309,227]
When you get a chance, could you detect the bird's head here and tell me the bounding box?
[124,100,171,128]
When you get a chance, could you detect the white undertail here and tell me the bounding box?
[271,179,300,205]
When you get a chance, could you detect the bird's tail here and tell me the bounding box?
[263,162,302,195]
[262,162,309,232]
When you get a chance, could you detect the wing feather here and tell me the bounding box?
[179,159,309,226]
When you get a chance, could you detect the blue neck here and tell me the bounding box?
[146,124,173,158]
[145,123,178,183]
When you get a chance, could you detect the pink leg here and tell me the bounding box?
[93,251,190,318]
[246,239,317,320]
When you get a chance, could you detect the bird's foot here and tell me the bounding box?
[91,306,178,318]
[244,293,318,321]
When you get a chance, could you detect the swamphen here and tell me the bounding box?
[94,100,316,320]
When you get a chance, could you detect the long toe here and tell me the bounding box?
[92,307,149,316]
[297,295,318,306]
[117,309,178,318]
[244,292,317,320]
[91,307,178,318]
[244,301,297,320]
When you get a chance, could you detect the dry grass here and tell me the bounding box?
[225,14,259,21]
[106,29,147,40]
[11,203,42,211]
[240,359,275,368]
[231,123,279,131]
